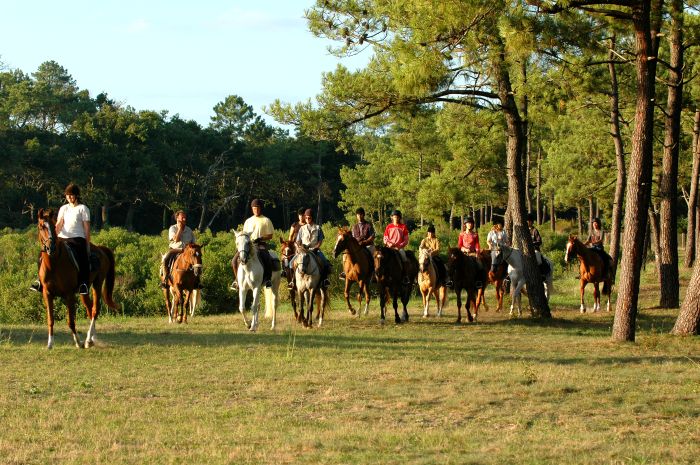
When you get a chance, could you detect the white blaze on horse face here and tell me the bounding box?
[565,242,572,263]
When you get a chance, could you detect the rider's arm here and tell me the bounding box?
[475,233,481,254]
[83,220,91,244]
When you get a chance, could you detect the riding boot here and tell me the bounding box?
[259,249,273,288]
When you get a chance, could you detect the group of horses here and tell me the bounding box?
[34,211,615,349]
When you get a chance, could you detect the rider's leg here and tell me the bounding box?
[230,252,240,290]
[30,252,42,292]
[258,249,273,288]
[398,249,410,284]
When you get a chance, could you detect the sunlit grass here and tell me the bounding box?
[1,267,698,465]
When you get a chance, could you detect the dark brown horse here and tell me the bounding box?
[373,247,418,324]
[37,208,118,349]
[163,243,202,324]
[279,238,300,319]
[565,235,614,312]
[333,227,373,316]
[446,248,482,323]
[477,250,508,313]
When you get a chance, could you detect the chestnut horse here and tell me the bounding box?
[565,235,613,313]
[333,227,373,316]
[373,247,418,324]
[418,247,447,318]
[446,248,483,323]
[36,208,118,349]
[163,243,202,324]
[476,251,508,313]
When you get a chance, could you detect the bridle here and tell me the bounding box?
[39,221,56,255]
[174,246,203,277]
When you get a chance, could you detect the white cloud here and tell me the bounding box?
[126,18,150,33]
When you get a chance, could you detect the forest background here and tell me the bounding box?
[2,1,700,338]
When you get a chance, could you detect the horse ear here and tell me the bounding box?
[38,208,45,219]
[280,237,284,244]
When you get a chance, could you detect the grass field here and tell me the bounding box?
[1,268,699,465]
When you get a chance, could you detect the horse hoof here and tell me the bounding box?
[84,340,94,349]
[454,319,462,326]
[380,318,386,325]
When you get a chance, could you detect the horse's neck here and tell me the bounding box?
[573,241,593,261]
[344,237,365,263]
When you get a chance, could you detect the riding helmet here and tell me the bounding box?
[427,225,435,233]
[390,210,402,218]
[355,207,365,215]
[466,216,475,224]
[251,199,264,208]
[304,208,314,218]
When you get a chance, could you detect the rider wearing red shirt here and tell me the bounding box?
[383,210,410,283]
[458,217,480,255]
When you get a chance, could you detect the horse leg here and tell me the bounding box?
[514,280,526,317]
[593,283,601,312]
[401,284,410,323]
[84,280,102,348]
[182,290,190,324]
[317,289,326,328]
[306,289,315,328]
[437,287,446,317]
[580,280,587,313]
[455,288,462,324]
[379,286,387,324]
[163,287,173,323]
[496,282,503,312]
[43,292,56,349]
[361,281,371,316]
[464,290,474,323]
[345,279,356,315]
[239,289,250,329]
[65,296,82,349]
[421,287,429,318]
[250,287,261,332]
[393,289,401,324]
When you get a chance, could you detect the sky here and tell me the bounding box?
[0,0,369,128]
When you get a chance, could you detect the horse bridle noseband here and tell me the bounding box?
[40,222,56,255]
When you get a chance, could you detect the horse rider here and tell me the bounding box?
[288,207,306,242]
[160,210,196,289]
[487,217,509,273]
[231,199,275,290]
[419,225,449,286]
[458,216,484,286]
[31,183,91,295]
[585,217,605,252]
[296,208,332,287]
[527,213,542,252]
[383,210,410,284]
[339,207,376,280]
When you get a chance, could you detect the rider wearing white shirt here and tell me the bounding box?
[56,183,91,295]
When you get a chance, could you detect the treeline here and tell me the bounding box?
[0,61,357,233]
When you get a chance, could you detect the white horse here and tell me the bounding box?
[293,244,326,328]
[493,244,554,317]
[234,232,281,331]
[418,247,447,318]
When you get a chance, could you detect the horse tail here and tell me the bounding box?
[102,246,119,309]
[602,279,611,296]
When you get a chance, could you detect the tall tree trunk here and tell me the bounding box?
[317,149,323,224]
[613,0,663,342]
[536,148,542,224]
[550,192,555,232]
[198,204,207,232]
[101,205,110,227]
[125,203,135,232]
[687,110,700,267]
[648,207,661,274]
[577,204,583,237]
[449,204,455,231]
[608,35,627,278]
[657,0,683,308]
[588,196,594,236]
[673,258,700,335]
[493,39,550,318]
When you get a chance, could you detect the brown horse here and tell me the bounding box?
[446,248,483,323]
[36,208,118,349]
[373,247,418,324]
[163,243,202,324]
[333,227,373,316]
[565,235,614,313]
[476,250,508,313]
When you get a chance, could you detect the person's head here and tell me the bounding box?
[427,225,436,238]
[174,210,187,225]
[390,210,402,225]
[304,208,314,224]
[527,212,535,225]
[355,207,366,222]
[466,217,475,231]
[493,218,504,230]
[297,207,305,222]
[64,183,81,205]
[251,199,264,216]
[592,217,602,230]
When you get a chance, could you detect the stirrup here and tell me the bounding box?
[402,276,410,285]
[287,281,294,290]
[322,278,331,287]
[475,280,483,289]
[30,280,42,293]
[79,284,89,295]
[339,272,346,280]
[445,280,454,289]
[230,281,239,291]
[264,280,272,288]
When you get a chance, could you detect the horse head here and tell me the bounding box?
[373,247,386,276]
[235,231,253,264]
[279,237,296,268]
[37,208,57,255]
[565,234,578,263]
[294,244,314,276]
[418,247,432,273]
[332,227,352,258]
[183,243,203,277]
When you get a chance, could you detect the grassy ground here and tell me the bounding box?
[1,267,698,465]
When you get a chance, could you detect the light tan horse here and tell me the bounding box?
[37,208,118,349]
[418,247,447,317]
